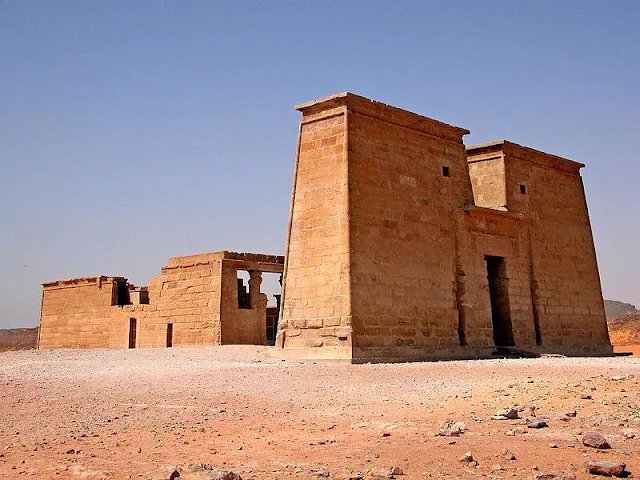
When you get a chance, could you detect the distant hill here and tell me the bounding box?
[0,327,38,352]
[608,311,640,346]
[604,299,640,348]
[604,299,638,319]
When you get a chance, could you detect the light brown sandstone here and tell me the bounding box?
[38,93,611,360]
[38,252,283,349]
[275,93,611,362]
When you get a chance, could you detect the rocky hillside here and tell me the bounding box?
[604,299,638,319]
[608,311,640,346]
[0,327,38,352]
[604,299,639,347]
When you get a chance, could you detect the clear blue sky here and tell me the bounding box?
[1,1,638,328]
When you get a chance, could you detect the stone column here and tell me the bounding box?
[248,271,262,309]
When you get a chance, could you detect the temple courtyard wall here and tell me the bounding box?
[38,252,284,350]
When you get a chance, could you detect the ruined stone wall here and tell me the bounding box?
[39,252,283,350]
[126,253,223,348]
[39,277,119,349]
[277,98,352,358]
[500,144,611,354]
[219,260,267,345]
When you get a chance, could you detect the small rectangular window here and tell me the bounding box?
[442,166,450,177]
[519,184,527,194]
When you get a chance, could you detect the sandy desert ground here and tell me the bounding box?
[0,346,638,480]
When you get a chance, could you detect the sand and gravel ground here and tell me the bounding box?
[0,346,639,479]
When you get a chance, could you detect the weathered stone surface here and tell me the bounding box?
[495,408,519,420]
[276,93,612,362]
[439,420,466,436]
[582,432,611,449]
[585,460,626,477]
[38,93,613,363]
[527,419,548,429]
[459,451,474,463]
[501,448,516,460]
[534,473,577,480]
[38,252,284,350]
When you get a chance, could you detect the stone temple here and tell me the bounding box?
[38,93,613,361]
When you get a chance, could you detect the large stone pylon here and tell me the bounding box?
[275,93,474,362]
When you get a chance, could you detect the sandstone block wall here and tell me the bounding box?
[276,98,353,359]
[277,93,612,361]
[220,254,284,345]
[346,96,474,360]
[475,142,610,353]
[39,277,123,349]
[126,253,224,348]
[39,252,284,350]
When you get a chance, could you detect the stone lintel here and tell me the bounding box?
[464,205,524,223]
[164,251,284,272]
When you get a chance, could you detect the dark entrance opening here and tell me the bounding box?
[128,318,137,349]
[485,256,515,347]
[166,323,173,348]
[114,280,130,306]
[264,273,283,345]
[237,270,251,309]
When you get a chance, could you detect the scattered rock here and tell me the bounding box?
[534,474,576,480]
[159,464,244,480]
[202,471,243,480]
[501,448,516,460]
[143,467,181,480]
[438,420,466,436]
[492,464,504,472]
[367,469,391,479]
[554,414,572,422]
[389,466,403,475]
[581,395,593,400]
[519,405,537,417]
[566,410,577,418]
[450,422,466,434]
[527,419,548,429]
[314,470,330,478]
[548,443,558,448]
[585,460,627,477]
[505,429,516,436]
[459,451,474,464]
[582,432,611,449]
[493,408,519,420]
